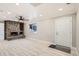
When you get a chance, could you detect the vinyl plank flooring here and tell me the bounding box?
[0,39,71,56]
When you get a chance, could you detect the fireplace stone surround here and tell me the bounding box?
[4,20,25,40]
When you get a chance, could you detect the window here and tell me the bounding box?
[29,23,37,32]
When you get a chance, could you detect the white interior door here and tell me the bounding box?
[55,16,72,47]
[0,23,4,40]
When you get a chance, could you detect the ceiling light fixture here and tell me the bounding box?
[16,3,20,5]
[66,3,71,5]
[58,8,63,11]
[3,16,6,18]
[40,14,42,16]
[7,11,11,14]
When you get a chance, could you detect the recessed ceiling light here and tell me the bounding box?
[58,8,63,11]
[16,3,20,5]
[3,16,6,18]
[40,14,42,16]
[7,11,11,14]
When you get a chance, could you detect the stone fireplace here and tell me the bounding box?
[4,20,25,40]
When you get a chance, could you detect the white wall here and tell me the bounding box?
[72,15,76,47]
[25,14,76,45]
[0,22,4,40]
[76,8,79,51]
[25,19,55,43]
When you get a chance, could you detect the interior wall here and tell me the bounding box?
[24,21,29,38]
[0,22,4,40]
[72,14,76,47]
[76,8,79,51]
[25,19,55,43]
[25,14,76,46]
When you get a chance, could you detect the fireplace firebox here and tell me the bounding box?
[11,32,18,36]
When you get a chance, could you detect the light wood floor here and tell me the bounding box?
[0,38,71,56]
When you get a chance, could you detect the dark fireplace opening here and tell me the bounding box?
[11,32,18,36]
[19,32,23,35]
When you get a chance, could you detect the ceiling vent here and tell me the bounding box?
[66,3,71,5]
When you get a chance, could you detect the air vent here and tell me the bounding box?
[66,3,71,5]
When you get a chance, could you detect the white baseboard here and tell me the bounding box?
[26,37,53,44]
[71,47,79,56]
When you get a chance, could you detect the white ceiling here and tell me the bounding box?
[0,3,78,21]
[36,3,79,19]
[0,3,36,20]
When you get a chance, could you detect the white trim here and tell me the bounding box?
[71,47,79,56]
[26,37,53,44]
